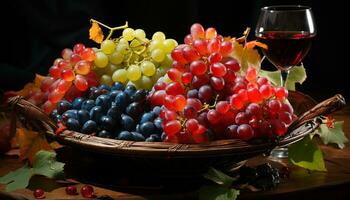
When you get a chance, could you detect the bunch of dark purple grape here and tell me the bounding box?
[51,83,163,142]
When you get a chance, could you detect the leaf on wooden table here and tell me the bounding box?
[313,121,348,149]
[32,150,65,179]
[288,136,326,171]
[0,150,65,192]
[16,128,53,164]
[203,167,236,187]
[198,185,240,200]
[0,164,33,192]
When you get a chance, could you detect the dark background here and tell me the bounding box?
[0,0,347,101]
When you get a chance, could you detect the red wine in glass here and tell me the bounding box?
[257,31,314,71]
[255,5,316,159]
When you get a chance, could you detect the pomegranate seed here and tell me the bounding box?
[80,185,94,198]
[65,185,78,195]
[33,189,45,199]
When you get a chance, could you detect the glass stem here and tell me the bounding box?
[280,70,289,87]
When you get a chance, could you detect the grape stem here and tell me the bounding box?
[198,95,220,112]
[90,19,128,40]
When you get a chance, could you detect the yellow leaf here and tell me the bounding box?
[230,40,262,72]
[245,41,268,50]
[89,22,104,44]
[16,128,53,165]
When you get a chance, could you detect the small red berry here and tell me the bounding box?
[33,189,45,199]
[80,185,94,198]
[65,185,78,195]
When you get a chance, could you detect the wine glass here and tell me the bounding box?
[255,5,316,159]
[255,5,316,86]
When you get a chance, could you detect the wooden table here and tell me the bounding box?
[1,106,350,200]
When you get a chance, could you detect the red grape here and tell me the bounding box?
[164,120,182,136]
[190,23,205,39]
[210,62,227,77]
[190,60,207,76]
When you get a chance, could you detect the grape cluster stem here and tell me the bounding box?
[90,19,129,40]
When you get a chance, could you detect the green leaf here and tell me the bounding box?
[203,167,237,187]
[0,150,65,192]
[288,136,326,171]
[33,150,65,178]
[199,185,240,200]
[259,65,307,90]
[0,164,33,192]
[259,70,281,86]
[285,65,307,91]
[314,121,348,149]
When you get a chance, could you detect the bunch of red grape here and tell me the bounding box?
[149,23,296,143]
[40,44,99,114]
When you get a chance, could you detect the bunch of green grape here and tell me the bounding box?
[93,28,178,89]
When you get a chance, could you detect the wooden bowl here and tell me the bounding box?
[8,92,345,189]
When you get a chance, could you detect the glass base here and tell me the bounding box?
[270,147,288,159]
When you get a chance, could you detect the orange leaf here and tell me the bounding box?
[16,128,53,165]
[34,74,46,88]
[89,22,104,44]
[245,40,268,50]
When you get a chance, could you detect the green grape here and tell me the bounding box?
[123,28,135,41]
[151,49,165,62]
[101,40,116,54]
[112,69,128,83]
[127,65,142,81]
[119,38,129,45]
[116,43,129,55]
[163,39,178,53]
[152,31,166,41]
[161,54,173,66]
[105,63,118,75]
[149,40,163,51]
[100,74,113,86]
[133,29,146,40]
[94,52,109,68]
[128,53,140,64]
[109,51,124,65]
[141,61,156,76]
[140,76,153,89]
[130,39,144,52]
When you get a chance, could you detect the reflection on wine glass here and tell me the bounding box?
[255,5,316,86]
[255,5,316,159]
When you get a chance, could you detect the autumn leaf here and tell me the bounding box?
[89,22,104,44]
[245,40,268,50]
[16,128,53,165]
[230,40,261,72]
[34,74,46,88]
[4,74,46,98]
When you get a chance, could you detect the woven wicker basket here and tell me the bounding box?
[8,92,346,188]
